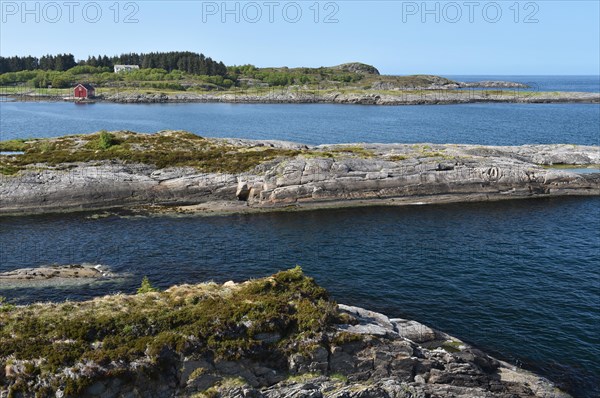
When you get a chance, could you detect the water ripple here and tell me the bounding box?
[0,197,598,397]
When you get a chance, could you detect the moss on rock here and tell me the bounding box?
[0,267,341,396]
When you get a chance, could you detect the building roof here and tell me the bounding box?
[75,83,95,90]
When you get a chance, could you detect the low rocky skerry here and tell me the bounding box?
[0,131,598,215]
[99,89,600,105]
[6,89,599,105]
[0,264,111,282]
[0,268,571,397]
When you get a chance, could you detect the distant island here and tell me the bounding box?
[1,130,598,216]
[1,52,598,105]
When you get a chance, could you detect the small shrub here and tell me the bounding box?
[137,276,159,294]
[96,131,116,150]
[0,296,15,312]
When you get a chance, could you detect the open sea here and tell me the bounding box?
[0,76,599,397]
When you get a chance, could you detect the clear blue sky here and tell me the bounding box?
[1,0,599,75]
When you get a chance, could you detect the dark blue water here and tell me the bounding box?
[1,79,599,397]
[1,198,598,397]
[446,75,600,93]
[1,101,599,146]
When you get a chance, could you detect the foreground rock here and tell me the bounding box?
[0,268,570,397]
[1,132,598,215]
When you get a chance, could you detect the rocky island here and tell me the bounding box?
[0,268,571,397]
[0,131,598,216]
[2,61,598,105]
[94,88,600,105]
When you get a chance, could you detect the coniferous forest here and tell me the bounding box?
[0,52,227,76]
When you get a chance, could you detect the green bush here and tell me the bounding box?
[137,276,158,294]
[51,75,72,88]
[67,65,111,75]
[96,131,116,150]
[0,296,15,312]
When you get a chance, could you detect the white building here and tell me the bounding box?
[114,65,140,73]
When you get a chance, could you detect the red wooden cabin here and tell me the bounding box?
[73,84,95,99]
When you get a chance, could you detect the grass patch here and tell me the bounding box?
[0,163,22,175]
[287,372,321,383]
[330,373,349,383]
[0,131,307,174]
[328,146,374,158]
[331,331,363,346]
[0,138,29,152]
[387,155,408,162]
[440,340,463,353]
[420,151,451,159]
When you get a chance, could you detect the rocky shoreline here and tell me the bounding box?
[1,133,599,216]
[100,90,600,105]
[3,88,599,105]
[0,269,571,398]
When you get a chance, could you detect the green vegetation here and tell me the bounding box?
[331,331,363,346]
[330,373,349,383]
[0,164,21,176]
[329,146,375,158]
[0,131,395,176]
[410,145,454,160]
[440,340,463,353]
[0,53,542,100]
[0,57,386,93]
[0,268,343,396]
[94,131,117,150]
[387,155,409,162]
[1,62,542,101]
[0,52,226,76]
[539,163,600,170]
[286,372,322,383]
[0,296,15,312]
[0,138,28,152]
[0,131,304,175]
[137,276,159,294]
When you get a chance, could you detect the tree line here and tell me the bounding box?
[0,52,227,76]
[0,54,77,73]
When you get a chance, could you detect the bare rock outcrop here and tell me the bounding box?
[1,142,598,215]
[63,303,571,397]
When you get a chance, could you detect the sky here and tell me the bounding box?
[0,0,599,75]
